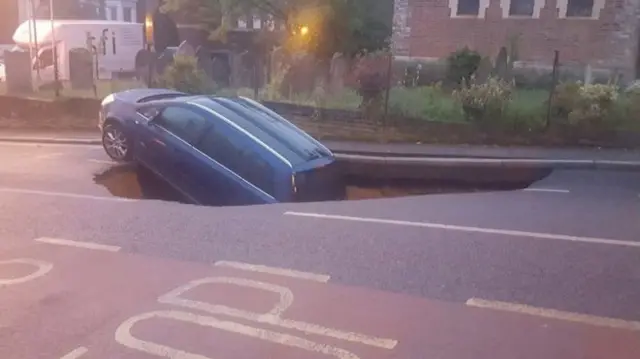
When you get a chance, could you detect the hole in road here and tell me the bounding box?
[93,164,552,205]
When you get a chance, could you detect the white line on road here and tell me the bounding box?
[35,237,121,252]
[33,152,63,160]
[59,347,88,359]
[214,261,331,283]
[88,158,114,165]
[466,298,640,331]
[0,187,135,203]
[284,211,640,248]
[522,188,570,193]
[0,141,100,149]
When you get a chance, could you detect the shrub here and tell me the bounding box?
[446,47,482,86]
[156,55,214,94]
[452,77,513,124]
[551,82,620,131]
[569,83,620,131]
[550,82,581,120]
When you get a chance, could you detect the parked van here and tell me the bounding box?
[12,20,143,82]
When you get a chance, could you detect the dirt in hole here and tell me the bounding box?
[93,164,535,204]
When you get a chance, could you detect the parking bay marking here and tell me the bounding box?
[284,211,640,248]
[35,237,121,252]
[214,260,330,283]
[0,187,136,203]
[466,298,640,331]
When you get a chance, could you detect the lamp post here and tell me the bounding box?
[49,0,60,96]
[144,12,154,87]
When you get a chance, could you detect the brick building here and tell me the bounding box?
[392,0,640,81]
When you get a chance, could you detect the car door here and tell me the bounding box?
[137,104,211,203]
[194,123,279,206]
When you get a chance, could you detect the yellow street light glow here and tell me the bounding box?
[144,13,154,44]
[300,26,309,36]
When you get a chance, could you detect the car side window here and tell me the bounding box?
[197,126,276,196]
[154,106,209,144]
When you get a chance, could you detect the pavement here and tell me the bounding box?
[0,140,640,358]
[1,129,639,169]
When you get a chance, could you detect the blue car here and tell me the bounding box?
[98,88,345,205]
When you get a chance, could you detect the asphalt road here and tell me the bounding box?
[0,141,639,359]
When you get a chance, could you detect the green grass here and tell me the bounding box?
[387,86,465,122]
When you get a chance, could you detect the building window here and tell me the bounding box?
[108,6,117,21]
[509,0,535,15]
[567,0,594,17]
[557,0,604,18]
[457,0,480,15]
[450,0,490,18]
[123,7,132,22]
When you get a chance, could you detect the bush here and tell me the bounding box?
[446,48,482,86]
[550,82,581,120]
[156,55,214,94]
[452,77,513,124]
[551,82,620,131]
[570,83,618,124]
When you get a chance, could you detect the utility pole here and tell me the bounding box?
[29,0,41,81]
[49,0,61,96]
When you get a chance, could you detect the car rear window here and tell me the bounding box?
[192,97,331,167]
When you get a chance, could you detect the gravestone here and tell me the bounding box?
[175,40,196,58]
[155,47,178,75]
[68,48,94,90]
[4,49,33,93]
[330,52,348,93]
[475,56,493,84]
[195,46,213,79]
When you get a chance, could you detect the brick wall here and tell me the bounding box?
[399,0,640,80]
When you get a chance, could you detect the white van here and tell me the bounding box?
[12,20,143,82]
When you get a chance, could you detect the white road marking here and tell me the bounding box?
[284,211,640,248]
[158,276,398,349]
[88,159,114,165]
[0,258,53,286]
[35,237,121,252]
[523,188,570,193]
[33,152,63,160]
[466,298,640,331]
[214,260,330,283]
[115,310,361,359]
[59,347,88,359]
[0,187,135,203]
[0,141,100,149]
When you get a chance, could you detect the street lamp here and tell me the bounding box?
[144,13,154,46]
[143,13,154,86]
[299,26,309,36]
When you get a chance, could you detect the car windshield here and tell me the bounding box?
[192,97,330,167]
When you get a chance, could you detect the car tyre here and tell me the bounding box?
[102,122,133,162]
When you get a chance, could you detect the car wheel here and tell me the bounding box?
[102,122,133,162]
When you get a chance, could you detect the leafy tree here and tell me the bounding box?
[159,0,390,60]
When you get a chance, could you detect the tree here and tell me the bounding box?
[158,0,390,60]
